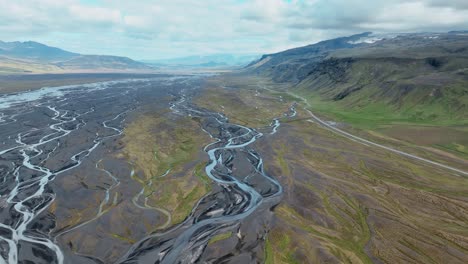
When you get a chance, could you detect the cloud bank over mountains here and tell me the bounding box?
[1,0,467,59]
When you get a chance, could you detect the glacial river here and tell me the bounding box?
[0,76,293,263]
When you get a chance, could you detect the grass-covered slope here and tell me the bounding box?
[246,32,468,158]
[295,56,468,127]
[247,32,468,127]
[121,109,212,226]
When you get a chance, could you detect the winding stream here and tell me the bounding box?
[0,75,294,263]
[119,88,294,263]
[0,78,162,263]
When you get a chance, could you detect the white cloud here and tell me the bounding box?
[123,15,151,29]
[0,0,467,59]
[427,0,468,9]
[360,1,468,31]
[68,5,121,25]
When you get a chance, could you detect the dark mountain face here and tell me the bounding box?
[247,32,468,82]
[246,32,468,124]
[0,41,78,62]
[245,32,374,82]
[0,40,152,72]
[268,32,372,58]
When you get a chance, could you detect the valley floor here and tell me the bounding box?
[0,73,165,94]
[0,73,466,263]
[197,74,468,263]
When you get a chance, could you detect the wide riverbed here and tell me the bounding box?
[0,75,289,263]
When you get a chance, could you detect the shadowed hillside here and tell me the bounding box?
[0,40,153,73]
[247,32,468,127]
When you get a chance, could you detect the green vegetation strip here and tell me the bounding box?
[208,232,232,245]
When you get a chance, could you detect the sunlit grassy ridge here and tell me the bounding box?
[194,77,289,128]
[300,85,468,128]
[208,231,233,245]
[122,111,212,225]
[290,58,468,160]
[246,34,468,161]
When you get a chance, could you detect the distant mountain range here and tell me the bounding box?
[0,40,152,73]
[143,54,259,69]
[0,40,259,73]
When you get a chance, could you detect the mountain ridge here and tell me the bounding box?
[143,53,259,69]
[0,40,152,73]
[244,31,468,127]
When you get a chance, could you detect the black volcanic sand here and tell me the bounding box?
[0,73,166,94]
[116,82,288,264]
[0,76,183,263]
[0,75,288,263]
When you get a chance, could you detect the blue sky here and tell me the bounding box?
[1,0,468,59]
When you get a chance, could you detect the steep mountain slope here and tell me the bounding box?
[0,40,152,73]
[246,32,372,82]
[0,40,78,62]
[246,32,468,126]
